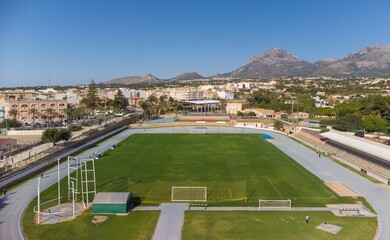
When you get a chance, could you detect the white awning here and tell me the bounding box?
[181,100,220,105]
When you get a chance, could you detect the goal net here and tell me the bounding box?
[259,199,291,210]
[171,186,207,202]
[189,129,206,134]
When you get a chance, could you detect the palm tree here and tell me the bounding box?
[45,108,54,127]
[61,108,71,121]
[72,107,86,125]
[28,108,38,124]
[8,109,18,120]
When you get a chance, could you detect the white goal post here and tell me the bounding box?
[259,199,291,210]
[171,186,207,202]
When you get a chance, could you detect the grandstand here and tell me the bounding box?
[320,131,390,170]
[318,131,390,184]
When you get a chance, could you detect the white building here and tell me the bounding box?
[171,88,203,101]
[216,90,235,100]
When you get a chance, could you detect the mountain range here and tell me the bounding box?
[104,45,390,84]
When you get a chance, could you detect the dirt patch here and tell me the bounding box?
[7,135,41,144]
[92,215,108,224]
[325,182,358,197]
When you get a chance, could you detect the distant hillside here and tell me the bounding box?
[313,45,390,77]
[226,48,318,78]
[315,58,337,67]
[170,72,205,81]
[105,74,160,84]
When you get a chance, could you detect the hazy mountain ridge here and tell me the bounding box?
[170,72,205,81]
[105,74,160,84]
[314,45,390,76]
[104,45,390,84]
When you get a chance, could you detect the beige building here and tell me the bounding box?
[0,138,17,159]
[5,99,68,124]
[226,102,243,115]
[171,88,203,101]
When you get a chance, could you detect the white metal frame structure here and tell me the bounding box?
[67,156,80,201]
[171,186,207,202]
[258,199,291,210]
[80,158,97,208]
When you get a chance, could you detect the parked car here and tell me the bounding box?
[354,131,365,137]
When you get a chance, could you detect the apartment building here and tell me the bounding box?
[4,99,68,124]
[171,88,203,101]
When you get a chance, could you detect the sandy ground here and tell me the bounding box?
[325,182,359,197]
[326,204,375,217]
[36,203,87,224]
[6,135,41,144]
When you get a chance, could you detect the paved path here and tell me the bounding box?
[152,203,187,240]
[1,126,390,240]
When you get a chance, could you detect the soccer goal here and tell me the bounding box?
[171,186,207,202]
[189,129,206,134]
[258,199,291,210]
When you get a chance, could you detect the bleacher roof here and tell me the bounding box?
[320,131,390,162]
[181,100,220,105]
[93,192,131,204]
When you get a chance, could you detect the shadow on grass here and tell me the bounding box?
[129,196,142,210]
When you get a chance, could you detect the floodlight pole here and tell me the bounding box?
[72,181,75,219]
[37,176,41,224]
[57,158,60,205]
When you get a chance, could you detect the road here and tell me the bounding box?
[0,126,389,240]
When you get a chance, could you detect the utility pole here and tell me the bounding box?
[291,98,294,124]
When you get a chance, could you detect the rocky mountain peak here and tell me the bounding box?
[246,48,302,65]
[170,72,205,81]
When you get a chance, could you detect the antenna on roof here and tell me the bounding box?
[48,73,51,88]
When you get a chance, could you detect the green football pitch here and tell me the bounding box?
[21,133,373,240]
[88,134,353,206]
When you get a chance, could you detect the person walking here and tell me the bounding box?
[3,188,6,196]
[305,215,310,224]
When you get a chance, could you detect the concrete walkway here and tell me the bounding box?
[152,203,188,240]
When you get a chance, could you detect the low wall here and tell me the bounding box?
[301,127,321,139]
[7,130,44,136]
[130,121,234,128]
[177,115,230,121]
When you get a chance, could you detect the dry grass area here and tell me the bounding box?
[7,135,41,144]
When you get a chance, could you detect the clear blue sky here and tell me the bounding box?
[1,0,390,87]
